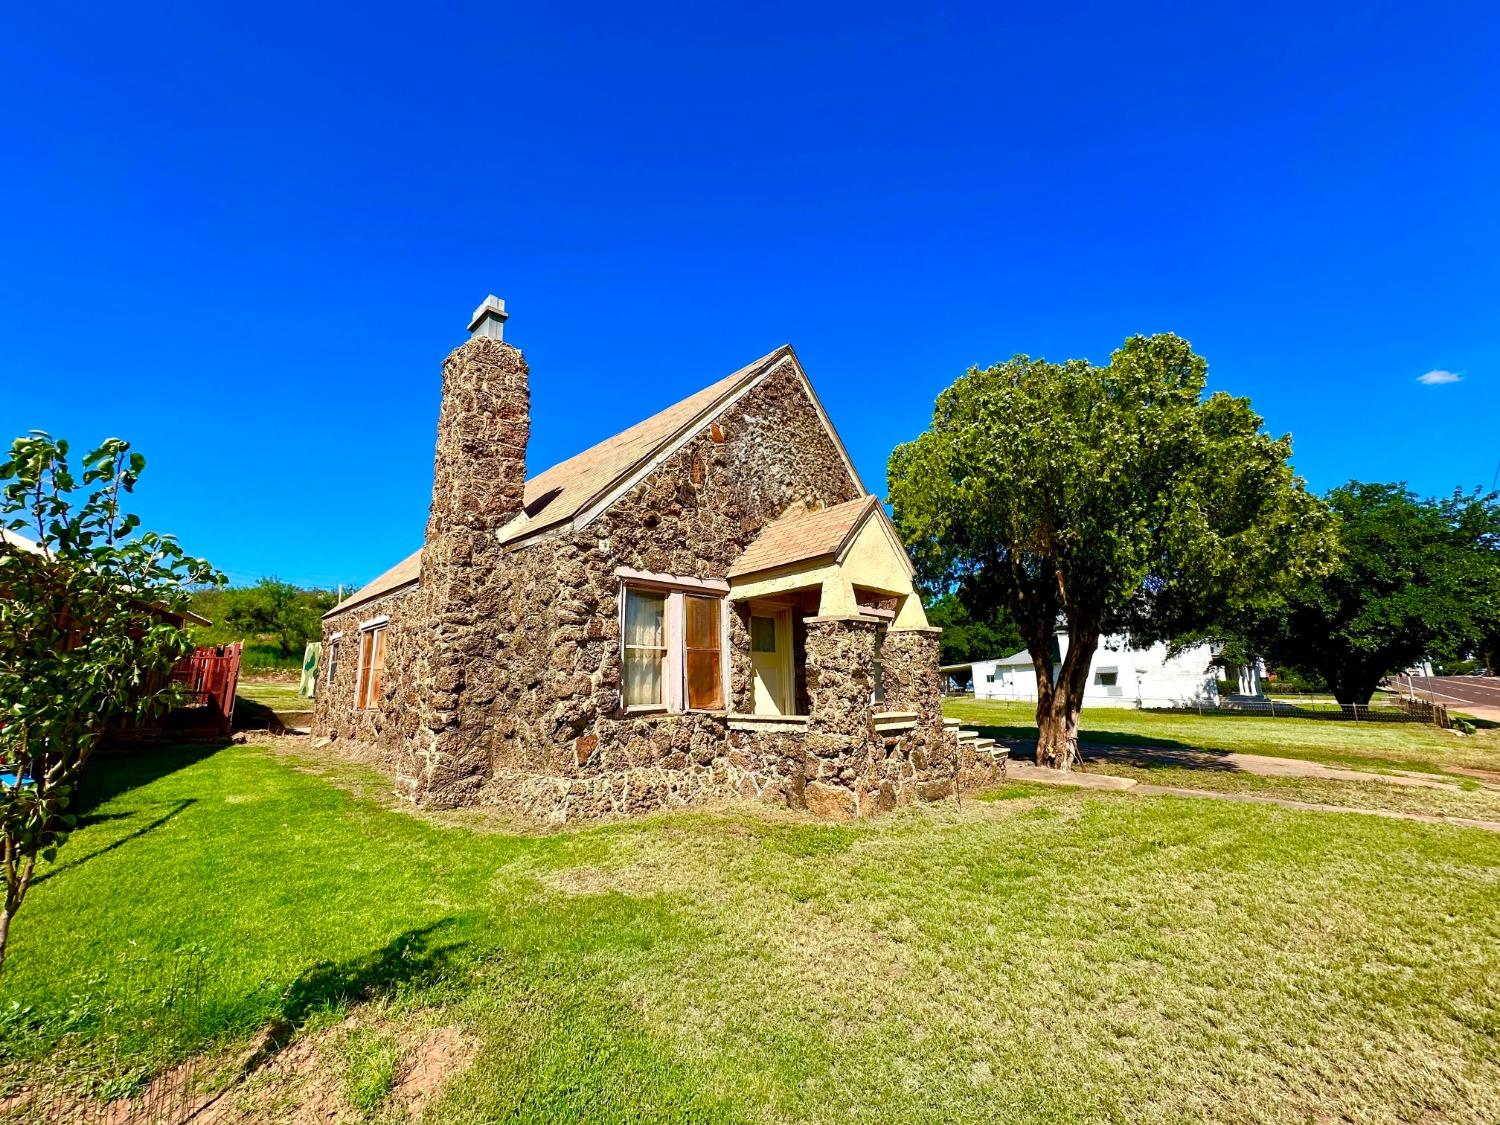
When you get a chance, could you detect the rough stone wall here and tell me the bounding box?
[474,357,862,820]
[399,336,530,808]
[313,585,420,769]
[801,616,882,818]
[791,614,812,716]
[874,628,964,804]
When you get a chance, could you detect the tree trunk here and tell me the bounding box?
[1328,665,1381,708]
[1036,685,1080,770]
[0,904,12,976]
[0,854,35,976]
[1034,629,1100,771]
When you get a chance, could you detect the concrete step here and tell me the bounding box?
[956,729,979,742]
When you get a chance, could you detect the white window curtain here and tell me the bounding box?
[623,589,668,707]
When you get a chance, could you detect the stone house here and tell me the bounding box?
[314,297,1002,822]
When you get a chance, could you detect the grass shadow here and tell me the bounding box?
[203,920,473,1097]
[33,799,196,886]
[232,696,278,731]
[963,722,1241,773]
[277,920,464,1027]
[79,743,225,812]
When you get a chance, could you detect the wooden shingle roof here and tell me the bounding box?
[328,344,860,619]
[498,347,789,543]
[326,548,422,619]
[727,495,880,579]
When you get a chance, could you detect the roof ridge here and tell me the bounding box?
[501,345,793,543]
[535,345,789,487]
[327,346,799,618]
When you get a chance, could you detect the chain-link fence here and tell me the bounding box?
[2,947,217,1125]
[1143,695,1450,726]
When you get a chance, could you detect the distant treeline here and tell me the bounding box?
[190,578,343,672]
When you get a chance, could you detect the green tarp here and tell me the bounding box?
[300,642,321,697]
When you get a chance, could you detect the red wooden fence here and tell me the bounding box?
[168,642,243,737]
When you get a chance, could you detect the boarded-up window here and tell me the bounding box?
[623,588,667,707]
[685,595,723,711]
[356,624,387,710]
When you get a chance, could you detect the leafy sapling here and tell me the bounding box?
[0,432,221,973]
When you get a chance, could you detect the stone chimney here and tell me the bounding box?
[399,296,529,809]
[425,295,529,543]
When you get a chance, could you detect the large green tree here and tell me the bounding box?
[889,334,1331,769]
[923,591,1024,667]
[1237,483,1500,704]
[0,433,219,972]
[220,577,334,658]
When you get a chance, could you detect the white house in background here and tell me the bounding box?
[958,633,1228,708]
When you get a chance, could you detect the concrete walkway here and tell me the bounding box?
[1128,783,1500,833]
[997,745,1500,832]
[1082,745,1495,793]
[1004,760,1139,789]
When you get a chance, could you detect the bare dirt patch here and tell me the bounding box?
[387,1026,478,1119]
[201,1014,478,1124]
[1,1009,477,1125]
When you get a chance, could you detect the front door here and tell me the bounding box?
[751,610,792,715]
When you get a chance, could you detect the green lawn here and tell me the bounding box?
[944,697,1500,777]
[3,742,1499,1122]
[236,678,314,713]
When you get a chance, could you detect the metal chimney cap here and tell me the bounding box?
[468,295,509,338]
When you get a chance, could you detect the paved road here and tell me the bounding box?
[1407,675,1500,721]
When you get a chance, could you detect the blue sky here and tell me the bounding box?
[3,2,1497,588]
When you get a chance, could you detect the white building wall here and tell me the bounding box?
[970,636,1219,708]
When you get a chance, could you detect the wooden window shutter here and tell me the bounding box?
[684,596,724,711]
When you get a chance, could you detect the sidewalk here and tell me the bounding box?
[1128,783,1500,833]
[998,745,1500,832]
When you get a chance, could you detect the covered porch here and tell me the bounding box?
[722,496,936,738]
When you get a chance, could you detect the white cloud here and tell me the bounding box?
[1417,369,1462,385]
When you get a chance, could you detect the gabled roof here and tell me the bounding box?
[499,346,795,543]
[728,495,881,579]
[993,647,1035,667]
[326,548,422,620]
[326,345,865,619]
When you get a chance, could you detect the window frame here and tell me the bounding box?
[355,615,389,712]
[621,586,671,712]
[684,593,726,712]
[616,571,730,716]
[326,631,342,687]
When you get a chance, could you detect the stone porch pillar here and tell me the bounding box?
[802,615,880,818]
[878,627,945,727]
[877,626,957,791]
